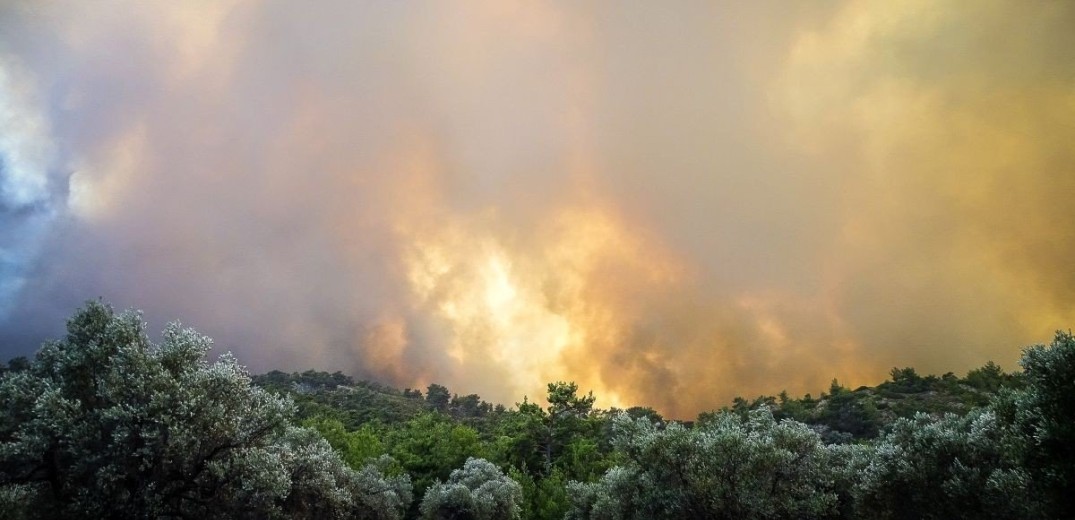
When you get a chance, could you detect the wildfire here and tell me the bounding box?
[392,199,684,409]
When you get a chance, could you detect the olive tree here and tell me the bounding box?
[419,457,523,520]
[0,301,410,519]
[995,330,1075,519]
[567,408,840,520]
[853,411,1037,520]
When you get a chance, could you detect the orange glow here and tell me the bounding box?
[3,0,1073,419]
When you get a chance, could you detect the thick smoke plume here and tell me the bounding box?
[1,1,1073,417]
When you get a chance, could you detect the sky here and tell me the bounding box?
[1,0,1073,418]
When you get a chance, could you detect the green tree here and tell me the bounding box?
[886,367,928,393]
[450,393,491,419]
[419,457,523,520]
[0,301,410,519]
[0,356,29,374]
[853,411,1038,520]
[814,382,879,438]
[1002,331,1075,518]
[509,466,569,520]
[542,382,597,474]
[963,361,1009,392]
[426,384,451,413]
[623,406,662,424]
[386,413,485,500]
[303,415,387,470]
[775,390,808,422]
[492,383,607,481]
[567,409,840,520]
[492,397,548,476]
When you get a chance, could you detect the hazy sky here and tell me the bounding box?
[2,0,1073,417]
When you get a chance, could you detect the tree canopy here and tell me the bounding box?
[4,301,1075,519]
[420,457,523,520]
[0,301,410,519]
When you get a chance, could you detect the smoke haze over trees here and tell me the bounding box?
[3,302,1075,519]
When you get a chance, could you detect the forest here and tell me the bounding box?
[1,302,1072,519]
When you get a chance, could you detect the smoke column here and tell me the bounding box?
[1,1,1073,417]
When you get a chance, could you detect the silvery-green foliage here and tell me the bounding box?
[272,428,412,520]
[419,457,523,520]
[564,466,640,520]
[1007,331,1075,518]
[568,408,839,520]
[853,410,1039,520]
[826,441,873,519]
[0,301,410,520]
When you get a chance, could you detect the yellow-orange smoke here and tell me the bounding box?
[3,1,1074,419]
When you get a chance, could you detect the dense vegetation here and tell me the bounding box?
[2,302,1072,519]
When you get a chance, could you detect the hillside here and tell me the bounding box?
[2,301,1065,520]
[251,361,1023,443]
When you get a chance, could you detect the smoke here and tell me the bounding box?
[1,0,1073,417]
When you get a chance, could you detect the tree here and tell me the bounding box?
[492,383,605,480]
[1001,331,1075,518]
[567,409,840,520]
[542,382,597,475]
[386,413,485,499]
[963,361,1009,393]
[491,397,548,476]
[303,415,386,470]
[450,393,492,419]
[0,356,29,374]
[814,384,880,439]
[886,367,928,393]
[272,429,412,520]
[419,457,523,520]
[509,466,569,520]
[426,384,451,413]
[623,406,663,424]
[853,411,1038,520]
[0,301,410,519]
